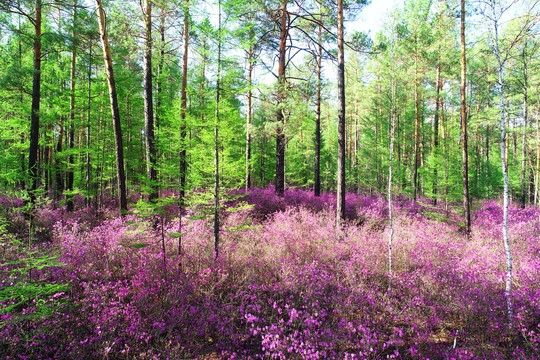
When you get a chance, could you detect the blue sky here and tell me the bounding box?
[351,0,404,35]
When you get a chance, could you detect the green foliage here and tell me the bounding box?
[0,0,538,210]
[0,240,69,320]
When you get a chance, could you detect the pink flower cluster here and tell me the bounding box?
[1,190,539,359]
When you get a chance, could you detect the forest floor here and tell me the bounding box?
[1,187,539,359]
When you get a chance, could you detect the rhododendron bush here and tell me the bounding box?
[1,188,539,359]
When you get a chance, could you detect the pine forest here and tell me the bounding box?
[0,0,540,358]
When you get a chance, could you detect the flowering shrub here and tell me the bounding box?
[0,189,539,359]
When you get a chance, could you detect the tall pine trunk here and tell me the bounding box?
[85,44,92,207]
[178,0,190,258]
[66,1,77,212]
[275,0,288,197]
[460,0,471,234]
[214,0,222,259]
[245,43,253,190]
[17,1,26,190]
[433,64,442,205]
[412,41,420,201]
[155,14,165,187]
[536,102,540,205]
[336,0,345,222]
[314,0,322,197]
[96,0,128,213]
[143,0,157,202]
[28,0,42,205]
[56,118,64,201]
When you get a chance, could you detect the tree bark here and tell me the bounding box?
[388,31,397,292]
[520,45,528,209]
[336,0,345,222]
[17,2,26,190]
[178,0,190,258]
[96,0,128,213]
[143,0,157,202]
[67,1,77,212]
[486,125,490,183]
[433,65,442,205]
[86,43,92,207]
[490,0,513,327]
[412,39,420,201]
[536,101,540,205]
[156,15,165,131]
[375,81,381,190]
[245,42,254,190]
[214,0,222,259]
[314,0,322,197]
[28,0,42,205]
[355,93,359,193]
[275,0,288,197]
[506,105,509,171]
[460,0,471,234]
[56,117,64,201]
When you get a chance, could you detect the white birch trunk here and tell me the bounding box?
[388,22,397,293]
[490,0,513,327]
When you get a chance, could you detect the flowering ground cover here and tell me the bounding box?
[1,188,539,359]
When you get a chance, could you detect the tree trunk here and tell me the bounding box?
[155,13,165,187]
[375,81,381,190]
[28,0,42,205]
[460,0,471,234]
[520,46,528,208]
[143,0,157,202]
[67,1,77,212]
[498,50,513,328]
[43,134,50,194]
[486,125,490,184]
[355,94,359,193]
[245,43,254,190]
[491,1,513,327]
[442,99,449,212]
[336,0,345,222]
[433,65,442,204]
[17,3,26,190]
[86,43,92,207]
[56,117,64,201]
[178,0,190,258]
[536,101,540,205]
[388,32,397,292]
[412,39,419,201]
[96,0,128,213]
[314,6,322,197]
[200,38,207,124]
[529,165,534,204]
[275,0,288,197]
[214,0,222,259]
[98,112,105,209]
[513,117,517,167]
[506,105,509,171]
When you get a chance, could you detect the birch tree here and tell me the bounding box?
[388,20,397,292]
[482,0,537,328]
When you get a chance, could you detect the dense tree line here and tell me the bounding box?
[0,0,538,220]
